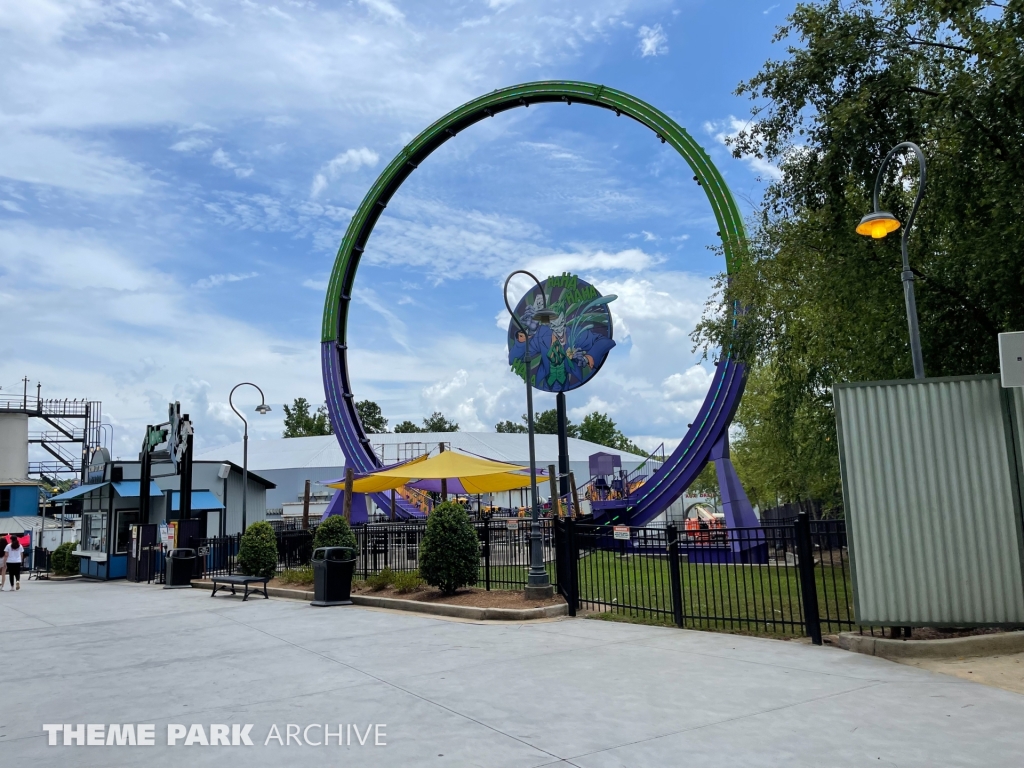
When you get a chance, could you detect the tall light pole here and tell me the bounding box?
[504,270,558,598]
[229,383,271,532]
[856,141,928,379]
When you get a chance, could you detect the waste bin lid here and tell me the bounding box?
[168,548,196,558]
[312,546,355,562]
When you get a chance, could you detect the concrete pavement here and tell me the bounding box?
[1,579,1022,766]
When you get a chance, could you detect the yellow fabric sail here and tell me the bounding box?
[325,450,535,494]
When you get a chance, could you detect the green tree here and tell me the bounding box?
[313,515,357,553]
[577,412,618,446]
[523,409,579,437]
[355,400,388,434]
[421,411,459,432]
[282,398,332,437]
[694,0,1024,510]
[494,419,527,433]
[418,501,479,594]
[393,420,424,433]
[237,521,278,578]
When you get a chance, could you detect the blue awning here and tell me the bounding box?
[112,481,163,498]
[49,483,108,502]
[170,490,224,512]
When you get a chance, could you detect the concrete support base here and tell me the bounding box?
[524,584,555,600]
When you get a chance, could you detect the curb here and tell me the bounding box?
[838,631,1024,660]
[190,580,568,621]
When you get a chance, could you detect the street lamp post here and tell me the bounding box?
[229,383,272,532]
[857,141,928,379]
[504,270,558,598]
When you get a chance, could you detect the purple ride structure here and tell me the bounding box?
[319,81,759,547]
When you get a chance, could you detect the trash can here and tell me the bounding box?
[310,546,356,607]
[164,548,197,589]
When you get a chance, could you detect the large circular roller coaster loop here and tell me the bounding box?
[321,80,748,521]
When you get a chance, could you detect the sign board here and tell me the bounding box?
[507,273,617,393]
[159,522,174,551]
[506,519,519,530]
[613,525,630,541]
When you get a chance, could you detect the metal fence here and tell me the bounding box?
[556,516,853,640]
[191,518,557,591]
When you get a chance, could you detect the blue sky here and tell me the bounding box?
[0,0,793,460]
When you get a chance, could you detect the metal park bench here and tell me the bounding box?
[209,575,270,602]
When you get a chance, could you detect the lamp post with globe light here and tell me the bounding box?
[504,270,558,598]
[856,141,928,379]
[229,382,272,532]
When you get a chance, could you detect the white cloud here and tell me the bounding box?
[310,147,380,198]
[1,200,24,212]
[704,116,782,181]
[358,0,405,24]
[170,136,212,153]
[210,148,254,178]
[192,272,259,290]
[637,23,667,57]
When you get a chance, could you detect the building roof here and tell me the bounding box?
[0,516,44,534]
[196,432,648,472]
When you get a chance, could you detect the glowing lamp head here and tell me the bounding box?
[856,211,901,239]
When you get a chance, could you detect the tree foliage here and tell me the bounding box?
[313,515,357,553]
[494,419,527,433]
[51,541,80,575]
[355,400,388,434]
[392,411,459,433]
[282,398,332,438]
[237,521,278,578]
[419,501,479,594]
[694,0,1024,509]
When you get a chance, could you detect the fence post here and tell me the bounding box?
[667,523,684,628]
[795,512,822,645]
[566,517,578,616]
[484,517,491,591]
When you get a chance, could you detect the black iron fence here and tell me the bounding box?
[555,515,852,641]
[188,518,556,590]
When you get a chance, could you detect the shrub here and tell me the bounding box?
[392,570,424,594]
[238,521,278,578]
[366,567,395,591]
[419,501,479,595]
[313,515,357,554]
[51,541,80,575]
[279,565,314,586]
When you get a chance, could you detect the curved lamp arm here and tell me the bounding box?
[503,269,547,334]
[229,382,268,429]
[873,141,927,269]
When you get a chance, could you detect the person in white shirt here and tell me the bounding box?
[3,535,25,591]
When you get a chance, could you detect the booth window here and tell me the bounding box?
[82,513,107,553]
[0,489,9,512]
[115,510,139,554]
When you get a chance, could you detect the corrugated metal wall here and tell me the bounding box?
[835,375,1024,625]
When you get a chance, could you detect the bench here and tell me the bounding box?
[210,575,270,602]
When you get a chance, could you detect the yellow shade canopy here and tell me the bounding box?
[325,450,536,495]
[856,211,901,239]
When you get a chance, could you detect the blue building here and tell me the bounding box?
[0,480,40,518]
[49,455,274,580]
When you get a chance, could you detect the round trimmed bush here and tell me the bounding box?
[238,521,278,578]
[419,501,479,595]
[51,541,80,575]
[312,514,357,554]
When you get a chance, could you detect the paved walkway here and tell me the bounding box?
[2,579,1023,766]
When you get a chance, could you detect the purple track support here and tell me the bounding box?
[321,342,423,519]
[710,431,760,536]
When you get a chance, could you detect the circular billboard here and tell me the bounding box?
[507,273,616,393]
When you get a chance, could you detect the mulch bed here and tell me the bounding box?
[351,583,565,609]
[905,627,1012,641]
[262,578,564,610]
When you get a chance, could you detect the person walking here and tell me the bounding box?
[4,534,25,591]
[0,538,6,592]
